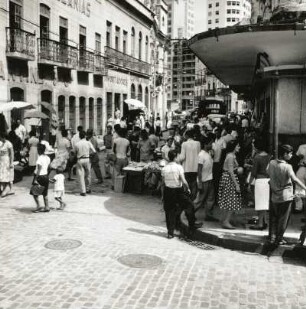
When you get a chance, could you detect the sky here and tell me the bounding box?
[194,0,208,33]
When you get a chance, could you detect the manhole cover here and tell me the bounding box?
[117,254,163,268]
[45,239,82,250]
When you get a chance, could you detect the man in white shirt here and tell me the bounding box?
[178,130,201,200]
[194,143,217,221]
[161,149,202,238]
[71,126,83,150]
[75,130,96,196]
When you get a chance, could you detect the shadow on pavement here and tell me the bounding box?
[127,227,167,238]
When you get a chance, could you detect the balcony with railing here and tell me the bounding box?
[78,48,94,72]
[105,46,151,76]
[94,53,108,75]
[6,27,35,60]
[38,38,78,68]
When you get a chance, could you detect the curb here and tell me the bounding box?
[180,215,306,258]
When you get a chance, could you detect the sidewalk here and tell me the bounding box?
[181,203,306,258]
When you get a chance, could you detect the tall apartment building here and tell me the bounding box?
[207,0,252,29]
[195,0,252,112]
[0,0,168,134]
[166,0,196,110]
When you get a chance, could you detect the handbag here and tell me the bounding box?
[30,184,46,196]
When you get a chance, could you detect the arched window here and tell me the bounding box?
[145,87,149,108]
[97,98,102,134]
[79,97,86,128]
[89,97,94,129]
[10,87,24,122]
[131,84,136,99]
[138,31,142,60]
[41,90,52,117]
[138,85,143,102]
[58,95,65,125]
[69,96,76,131]
[162,16,165,27]
[131,27,135,57]
[145,36,149,62]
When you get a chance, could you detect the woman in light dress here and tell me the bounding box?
[50,129,71,172]
[28,130,39,173]
[0,132,14,197]
[249,138,270,230]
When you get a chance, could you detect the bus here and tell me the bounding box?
[198,96,227,118]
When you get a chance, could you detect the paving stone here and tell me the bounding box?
[1,176,306,309]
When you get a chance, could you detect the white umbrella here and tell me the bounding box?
[124,98,146,110]
[0,101,34,113]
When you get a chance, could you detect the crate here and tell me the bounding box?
[114,175,126,193]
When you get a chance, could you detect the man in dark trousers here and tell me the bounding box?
[161,149,202,239]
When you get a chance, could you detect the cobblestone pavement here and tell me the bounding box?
[1,175,306,309]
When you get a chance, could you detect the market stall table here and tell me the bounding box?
[123,163,146,194]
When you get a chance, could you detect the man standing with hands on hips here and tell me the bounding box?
[161,149,202,239]
[75,131,96,196]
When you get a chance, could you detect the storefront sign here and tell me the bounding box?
[105,75,128,86]
[131,76,150,85]
[57,0,91,17]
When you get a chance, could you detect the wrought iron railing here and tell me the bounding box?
[94,53,108,75]
[78,48,94,72]
[6,27,35,58]
[105,46,151,76]
[38,38,78,68]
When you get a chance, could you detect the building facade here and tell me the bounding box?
[207,0,252,29]
[194,0,251,112]
[165,0,196,111]
[0,0,168,135]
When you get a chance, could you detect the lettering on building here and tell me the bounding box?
[57,0,91,17]
[105,75,128,86]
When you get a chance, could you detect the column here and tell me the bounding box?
[93,101,97,133]
[53,99,58,128]
[64,95,69,128]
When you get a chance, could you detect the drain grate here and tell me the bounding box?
[45,239,82,250]
[181,239,216,250]
[118,254,163,268]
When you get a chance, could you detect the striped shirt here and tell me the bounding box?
[161,162,184,188]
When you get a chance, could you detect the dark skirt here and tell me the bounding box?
[218,171,242,211]
[30,175,49,196]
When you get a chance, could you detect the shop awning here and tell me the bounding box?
[124,98,146,110]
[24,110,49,120]
[0,101,34,113]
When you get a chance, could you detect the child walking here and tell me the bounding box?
[50,168,66,210]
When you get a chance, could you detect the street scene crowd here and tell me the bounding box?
[1,110,306,247]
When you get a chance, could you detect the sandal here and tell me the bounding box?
[32,208,44,213]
